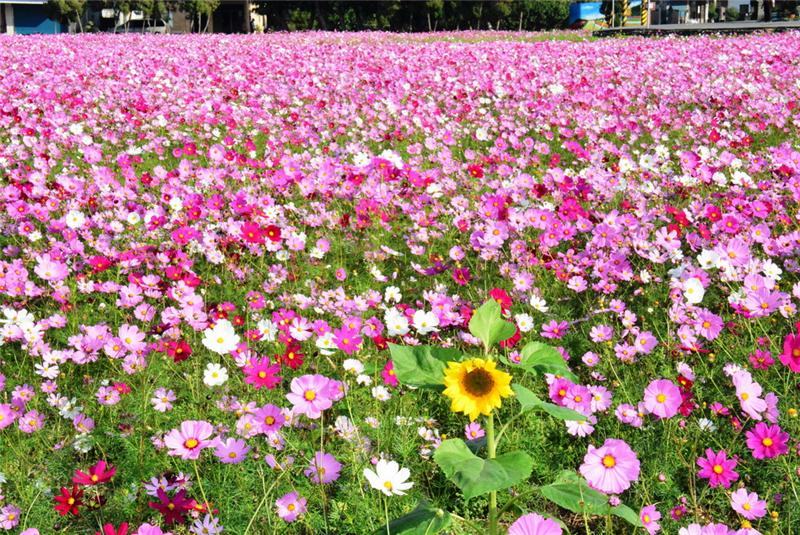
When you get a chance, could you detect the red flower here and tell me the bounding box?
[95,523,129,535]
[488,288,512,315]
[240,222,264,244]
[73,460,116,486]
[280,345,305,370]
[148,488,194,525]
[166,340,192,363]
[263,225,282,242]
[54,485,84,516]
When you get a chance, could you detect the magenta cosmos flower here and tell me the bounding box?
[780,332,800,372]
[286,374,334,419]
[745,422,789,459]
[579,438,640,494]
[243,356,281,390]
[304,451,342,484]
[163,420,215,460]
[696,448,738,488]
[508,512,562,535]
[275,491,307,523]
[642,379,682,419]
[730,487,766,520]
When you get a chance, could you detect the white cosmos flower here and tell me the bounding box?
[203,363,228,387]
[412,310,439,335]
[315,332,336,355]
[384,286,402,303]
[371,386,391,401]
[201,319,240,355]
[514,313,534,333]
[256,319,277,342]
[364,459,413,497]
[529,294,549,313]
[65,210,86,229]
[385,308,409,337]
[683,278,705,305]
[343,359,364,375]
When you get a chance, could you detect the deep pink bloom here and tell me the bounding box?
[696,448,738,488]
[579,438,640,494]
[382,360,398,387]
[745,422,789,459]
[243,356,282,390]
[780,332,800,372]
[73,460,116,485]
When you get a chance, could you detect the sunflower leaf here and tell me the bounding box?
[515,342,577,381]
[469,299,516,349]
[512,384,586,421]
[378,500,451,535]
[388,344,461,389]
[433,439,533,500]
[539,471,642,527]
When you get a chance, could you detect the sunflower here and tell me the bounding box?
[442,358,513,420]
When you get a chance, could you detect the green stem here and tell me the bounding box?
[487,412,497,535]
[384,496,391,535]
[192,459,209,511]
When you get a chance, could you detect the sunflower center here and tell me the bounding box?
[461,368,495,397]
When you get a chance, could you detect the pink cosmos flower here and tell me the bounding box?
[745,422,789,459]
[304,451,342,484]
[163,420,215,460]
[508,512,562,535]
[640,505,661,534]
[730,488,766,520]
[465,422,485,441]
[579,438,640,494]
[642,379,681,419]
[275,491,306,523]
[213,437,250,464]
[286,374,334,419]
[255,403,285,434]
[696,448,738,488]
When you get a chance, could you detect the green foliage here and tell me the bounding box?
[540,471,643,527]
[387,344,461,389]
[512,384,586,421]
[468,299,516,350]
[380,500,451,535]
[433,439,533,501]
[513,341,577,381]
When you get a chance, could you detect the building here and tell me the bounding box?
[1,0,265,34]
[1,1,62,34]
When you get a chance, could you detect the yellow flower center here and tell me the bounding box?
[304,390,316,401]
[258,371,267,378]
[656,394,666,403]
[229,452,237,458]
[643,515,651,523]
[265,416,275,425]
[384,481,393,490]
[91,474,99,482]
[762,437,773,447]
[287,503,296,511]
[184,438,199,449]
[741,393,749,400]
[743,503,751,511]
[602,455,616,468]
[713,464,723,474]
[67,498,75,505]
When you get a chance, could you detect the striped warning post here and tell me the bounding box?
[621,0,629,26]
[641,0,649,26]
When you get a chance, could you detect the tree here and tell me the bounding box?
[181,0,220,32]
[45,0,87,32]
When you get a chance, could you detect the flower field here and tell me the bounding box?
[1,31,800,534]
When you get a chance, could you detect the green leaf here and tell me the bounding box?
[433,439,532,500]
[539,471,642,528]
[468,299,516,349]
[387,344,461,389]
[512,384,586,421]
[516,342,577,381]
[378,500,451,535]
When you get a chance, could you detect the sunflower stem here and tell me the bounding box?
[487,412,498,535]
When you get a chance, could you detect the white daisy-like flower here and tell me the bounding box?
[363,459,413,497]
